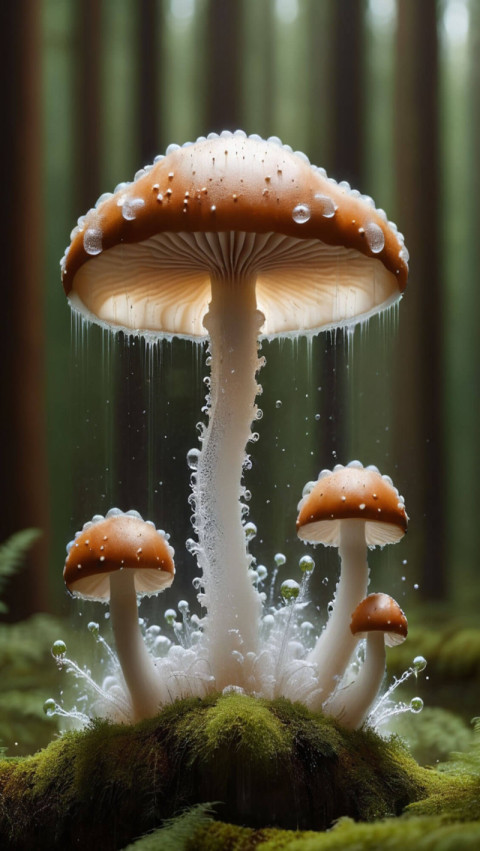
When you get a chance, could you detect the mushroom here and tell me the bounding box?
[64,509,175,720]
[324,593,408,729]
[61,132,408,691]
[296,461,407,706]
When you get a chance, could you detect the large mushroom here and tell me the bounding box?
[296,461,407,706]
[324,593,408,729]
[61,132,408,691]
[64,509,175,720]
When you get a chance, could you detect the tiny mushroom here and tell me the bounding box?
[64,508,175,721]
[296,460,407,706]
[324,593,408,730]
[62,132,408,691]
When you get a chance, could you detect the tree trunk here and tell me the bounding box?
[138,0,160,164]
[394,0,446,600]
[0,0,49,618]
[320,0,366,468]
[205,0,243,131]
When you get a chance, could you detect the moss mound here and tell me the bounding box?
[0,693,441,850]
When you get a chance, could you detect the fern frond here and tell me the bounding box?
[439,716,480,777]
[0,529,41,612]
[123,804,217,851]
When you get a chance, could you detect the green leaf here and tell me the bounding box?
[0,529,42,610]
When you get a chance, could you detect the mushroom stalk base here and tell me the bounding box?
[307,519,369,708]
[324,631,386,730]
[109,569,162,720]
[194,273,264,690]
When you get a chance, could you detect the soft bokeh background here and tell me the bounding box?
[1,1,479,743]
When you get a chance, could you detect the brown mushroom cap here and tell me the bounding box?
[296,462,408,547]
[64,511,175,601]
[350,593,408,647]
[61,132,408,339]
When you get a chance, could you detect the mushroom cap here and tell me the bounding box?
[61,132,408,339]
[350,593,408,647]
[64,509,175,601]
[296,461,408,547]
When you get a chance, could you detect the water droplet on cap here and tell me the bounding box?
[83,227,103,255]
[365,222,385,254]
[121,197,145,221]
[292,203,311,224]
[314,193,337,218]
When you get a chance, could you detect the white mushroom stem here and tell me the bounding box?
[323,632,386,730]
[193,273,264,690]
[307,519,369,708]
[109,569,163,720]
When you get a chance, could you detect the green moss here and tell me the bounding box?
[0,693,439,849]
[184,815,480,851]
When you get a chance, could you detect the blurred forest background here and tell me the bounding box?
[1,0,479,750]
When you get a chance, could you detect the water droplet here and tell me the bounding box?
[410,696,424,713]
[413,655,427,674]
[365,222,385,254]
[121,197,145,220]
[87,621,99,638]
[43,698,57,717]
[281,579,300,601]
[299,555,315,573]
[164,608,177,626]
[83,227,103,255]
[257,564,268,581]
[244,521,257,539]
[314,193,337,218]
[187,447,200,470]
[292,203,311,224]
[52,639,67,658]
[275,400,282,408]
[95,192,113,207]
[302,481,316,498]
[274,552,286,566]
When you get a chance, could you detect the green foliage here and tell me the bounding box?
[439,717,480,779]
[389,707,474,767]
[123,804,217,851]
[0,529,41,613]
[0,614,65,755]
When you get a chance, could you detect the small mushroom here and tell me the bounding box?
[296,461,407,705]
[62,133,408,690]
[64,509,174,720]
[324,593,408,729]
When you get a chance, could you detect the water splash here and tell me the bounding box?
[50,550,424,734]
[367,654,427,730]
